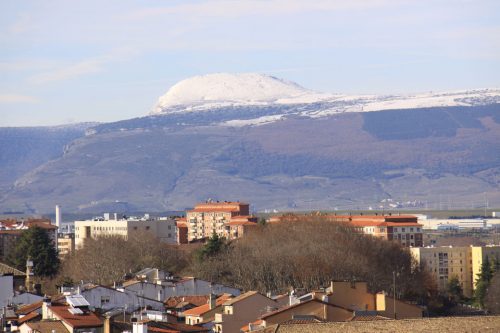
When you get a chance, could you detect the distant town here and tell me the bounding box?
[1,201,500,333]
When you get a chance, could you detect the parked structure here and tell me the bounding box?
[185,201,257,241]
[74,214,177,248]
[410,245,500,297]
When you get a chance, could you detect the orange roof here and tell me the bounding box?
[16,301,42,315]
[226,221,257,226]
[0,230,22,235]
[165,296,210,308]
[26,320,70,333]
[189,208,240,213]
[385,222,422,227]
[146,327,178,333]
[17,311,41,324]
[240,319,263,332]
[348,221,385,227]
[49,304,103,328]
[183,295,232,317]
[348,221,422,228]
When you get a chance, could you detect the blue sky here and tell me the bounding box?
[1,0,499,126]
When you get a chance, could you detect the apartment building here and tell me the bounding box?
[186,201,257,241]
[326,214,424,247]
[74,214,177,248]
[57,233,75,259]
[410,245,500,297]
[0,218,57,260]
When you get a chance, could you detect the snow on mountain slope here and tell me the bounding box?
[152,73,318,114]
[151,73,500,126]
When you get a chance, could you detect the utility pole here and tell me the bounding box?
[393,271,397,319]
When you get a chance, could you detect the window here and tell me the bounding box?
[402,228,406,232]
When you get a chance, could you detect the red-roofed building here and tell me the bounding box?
[0,218,57,260]
[183,294,232,329]
[272,214,423,247]
[41,296,104,333]
[185,202,257,241]
[325,215,423,247]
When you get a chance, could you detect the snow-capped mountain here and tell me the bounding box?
[2,73,500,213]
[152,73,500,127]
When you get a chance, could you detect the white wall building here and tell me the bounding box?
[75,214,177,248]
[80,285,164,311]
[0,275,14,307]
[123,278,240,301]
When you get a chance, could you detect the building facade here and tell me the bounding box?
[186,202,257,241]
[74,214,177,248]
[326,215,424,247]
[57,233,75,259]
[410,245,500,297]
[0,218,57,260]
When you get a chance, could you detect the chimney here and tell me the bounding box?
[25,259,33,292]
[55,205,61,229]
[104,315,113,333]
[132,321,147,333]
[208,294,216,310]
[42,296,51,320]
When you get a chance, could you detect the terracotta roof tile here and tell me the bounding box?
[165,296,210,308]
[49,304,103,328]
[16,301,43,315]
[183,295,232,316]
[17,311,41,324]
[222,291,259,306]
[25,320,70,333]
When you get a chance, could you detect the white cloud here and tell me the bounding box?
[0,94,39,104]
[28,57,108,84]
[27,48,137,84]
[122,0,404,20]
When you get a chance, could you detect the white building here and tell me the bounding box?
[80,285,164,311]
[123,277,241,301]
[74,214,177,248]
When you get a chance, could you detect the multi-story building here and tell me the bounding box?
[0,218,57,260]
[186,201,257,241]
[270,214,423,247]
[326,214,423,247]
[74,214,177,248]
[57,233,75,259]
[410,245,500,297]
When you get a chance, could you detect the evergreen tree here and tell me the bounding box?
[474,256,494,308]
[7,226,60,277]
[195,232,226,262]
[446,275,463,303]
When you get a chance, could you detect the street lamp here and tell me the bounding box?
[393,270,399,319]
